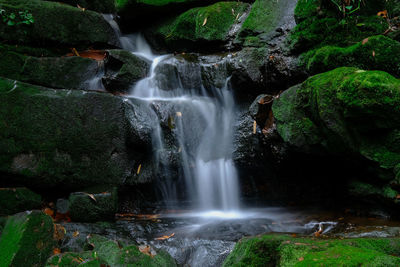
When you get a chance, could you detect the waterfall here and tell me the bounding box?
[105,16,240,212]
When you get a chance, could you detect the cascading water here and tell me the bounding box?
[117,32,241,211]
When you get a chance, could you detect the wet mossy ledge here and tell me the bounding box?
[223,234,400,266]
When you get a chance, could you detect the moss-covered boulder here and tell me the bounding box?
[0,0,118,48]
[0,188,41,216]
[223,234,400,266]
[103,50,150,93]
[68,187,118,222]
[303,35,400,77]
[146,1,250,52]
[0,78,154,189]
[46,0,116,13]
[0,46,100,90]
[0,211,55,267]
[46,234,177,267]
[272,67,400,202]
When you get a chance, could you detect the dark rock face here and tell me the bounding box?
[0,46,101,90]
[0,0,119,48]
[0,211,55,267]
[46,0,116,13]
[103,50,151,94]
[0,188,42,216]
[0,78,154,189]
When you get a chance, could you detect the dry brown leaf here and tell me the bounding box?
[71,48,80,57]
[53,248,61,255]
[77,4,86,11]
[176,112,182,117]
[83,193,96,202]
[362,38,369,45]
[73,231,80,238]
[236,13,240,20]
[155,232,175,240]
[232,8,235,15]
[139,245,152,256]
[53,224,66,240]
[253,121,257,134]
[137,164,142,175]
[202,17,208,26]
[377,10,388,18]
[372,50,376,57]
[298,257,304,261]
[44,208,54,217]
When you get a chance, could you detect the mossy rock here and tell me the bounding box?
[0,78,153,189]
[272,67,400,179]
[238,0,293,45]
[223,234,400,266]
[0,0,118,48]
[103,50,150,93]
[0,46,100,90]
[303,35,400,77]
[287,15,388,53]
[45,0,116,13]
[0,187,41,216]
[46,234,177,267]
[68,187,118,222]
[146,1,250,52]
[0,210,55,267]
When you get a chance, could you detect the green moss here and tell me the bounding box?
[349,181,398,200]
[68,187,118,222]
[224,234,400,267]
[0,78,136,189]
[151,2,249,50]
[273,67,400,180]
[0,211,55,267]
[294,0,322,23]
[45,0,116,13]
[117,0,197,9]
[288,15,388,53]
[0,188,42,216]
[303,35,400,77]
[0,0,118,47]
[47,234,177,267]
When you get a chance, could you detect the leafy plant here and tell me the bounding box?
[0,9,34,26]
[330,0,362,17]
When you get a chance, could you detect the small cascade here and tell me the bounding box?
[106,16,241,212]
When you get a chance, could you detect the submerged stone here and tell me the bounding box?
[0,188,42,216]
[0,0,119,48]
[0,211,55,267]
[68,187,118,222]
[223,234,400,266]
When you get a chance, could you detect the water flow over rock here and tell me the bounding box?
[122,34,240,211]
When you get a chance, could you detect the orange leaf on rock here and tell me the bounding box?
[53,248,61,255]
[44,208,54,217]
[155,232,175,240]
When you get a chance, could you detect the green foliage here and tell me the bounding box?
[0,9,33,26]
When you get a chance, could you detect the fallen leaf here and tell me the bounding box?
[176,112,182,117]
[53,248,61,255]
[298,257,304,261]
[73,231,80,238]
[155,232,175,240]
[232,8,235,15]
[77,4,86,11]
[362,38,369,45]
[139,245,152,256]
[53,224,66,240]
[83,193,96,202]
[137,164,142,175]
[202,17,207,26]
[372,50,376,57]
[44,208,54,217]
[377,10,388,18]
[71,48,80,57]
[396,194,400,199]
[236,13,240,20]
[253,120,257,134]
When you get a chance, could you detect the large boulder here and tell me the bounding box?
[0,78,154,189]
[223,234,400,266]
[0,188,41,216]
[145,1,250,52]
[272,67,400,204]
[0,211,55,267]
[0,0,119,48]
[0,45,101,90]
